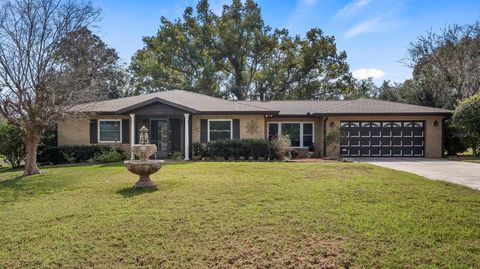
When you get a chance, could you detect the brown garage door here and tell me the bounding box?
[340,121,425,157]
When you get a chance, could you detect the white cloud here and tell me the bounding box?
[336,0,373,18]
[344,15,383,38]
[352,68,385,79]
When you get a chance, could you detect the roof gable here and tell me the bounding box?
[72,90,276,114]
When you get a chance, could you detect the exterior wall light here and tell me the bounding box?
[434,120,439,127]
[330,122,335,127]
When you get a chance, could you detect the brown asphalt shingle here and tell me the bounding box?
[240,98,452,115]
[71,90,275,113]
[72,90,452,115]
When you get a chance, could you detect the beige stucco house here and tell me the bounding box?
[59,90,452,159]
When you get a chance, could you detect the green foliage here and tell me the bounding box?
[56,27,127,100]
[453,94,480,156]
[192,139,286,160]
[38,145,125,165]
[131,0,351,100]
[0,122,25,168]
[444,123,468,156]
[171,151,184,161]
[325,128,346,159]
[93,150,124,163]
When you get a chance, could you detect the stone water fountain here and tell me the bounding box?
[124,126,164,188]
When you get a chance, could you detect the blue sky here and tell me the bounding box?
[92,0,480,84]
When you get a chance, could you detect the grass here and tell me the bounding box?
[1,162,479,268]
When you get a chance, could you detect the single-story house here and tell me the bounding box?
[59,90,452,159]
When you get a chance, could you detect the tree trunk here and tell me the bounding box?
[23,134,41,176]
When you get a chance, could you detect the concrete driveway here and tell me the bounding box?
[355,158,480,190]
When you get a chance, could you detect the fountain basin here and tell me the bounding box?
[124,160,164,188]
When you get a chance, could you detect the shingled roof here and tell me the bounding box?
[240,98,452,115]
[72,90,452,116]
[71,90,277,114]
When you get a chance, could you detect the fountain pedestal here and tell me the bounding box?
[124,126,164,188]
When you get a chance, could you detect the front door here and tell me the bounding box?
[150,119,169,159]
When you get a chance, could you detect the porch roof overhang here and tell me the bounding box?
[117,97,198,114]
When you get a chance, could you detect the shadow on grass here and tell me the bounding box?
[0,166,23,174]
[117,186,158,198]
[0,174,26,188]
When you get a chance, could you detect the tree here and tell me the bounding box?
[131,0,352,100]
[452,94,480,156]
[0,122,25,168]
[404,21,480,109]
[130,1,221,97]
[345,78,378,99]
[378,79,441,107]
[0,0,101,175]
[55,27,127,100]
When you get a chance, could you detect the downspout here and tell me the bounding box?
[323,116,328,158]
[442,118,447,158]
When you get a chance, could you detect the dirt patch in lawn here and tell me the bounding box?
[204,232,352,268]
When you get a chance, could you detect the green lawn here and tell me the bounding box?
[1,162,479,268]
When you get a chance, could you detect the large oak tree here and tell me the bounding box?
[131,0,352,100]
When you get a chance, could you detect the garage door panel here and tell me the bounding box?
[340,120,425,157]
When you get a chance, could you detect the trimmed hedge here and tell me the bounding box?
[38,145,125,165]
[192,139,282,160]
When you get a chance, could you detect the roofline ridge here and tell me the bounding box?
[359,97,453,112]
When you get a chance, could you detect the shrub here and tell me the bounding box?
[193,139,286,161]
[38,145,125,165]
[0,122,25,168]
[93,150,123,163]
[453,94,480,156]
[192,142,205,158]
[269,136,291,160]
[325,128,346,159]
[444,123,468,156]
[171,151,183,160]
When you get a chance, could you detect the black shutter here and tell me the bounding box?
[200,119,208,143]
[233,119,240,140]
[90,119,98,144]
[122,119,129,144]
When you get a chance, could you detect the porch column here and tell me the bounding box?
[184,113,190,160]
[130,113,135,160]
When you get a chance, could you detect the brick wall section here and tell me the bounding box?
[324,115,444,158]
[57,115,131,151]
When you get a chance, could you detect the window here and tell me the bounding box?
[208,120,232,142]
[99,120,122,143]
[268,123,278,140]
[282,123,301,147]
[303,123,313,148]
[268,122,314,148]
